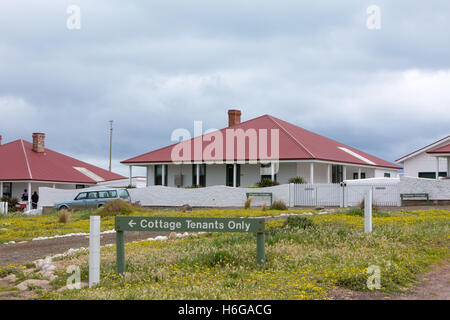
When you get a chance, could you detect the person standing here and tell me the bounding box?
[21,189,28,202]
[31,191,39,209]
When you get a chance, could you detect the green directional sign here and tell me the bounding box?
[114,216,266,274]
[115,217,265,233]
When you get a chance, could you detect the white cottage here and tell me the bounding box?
[122,110,400,187]
[396,135,450,180]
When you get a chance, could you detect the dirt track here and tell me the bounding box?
[329,259,450,300]
[0,231,170,266]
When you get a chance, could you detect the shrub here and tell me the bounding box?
[95,199,133,217]
[244,197,252,209]
[256,178,280,187]
[1,196,18,212]
[269,200,288,210]
[285,216,314,229]
[288,176,306,184]
[58,209,72,223]
[261,203,267,211]
[345,207,364,217]
[181,204,192,212]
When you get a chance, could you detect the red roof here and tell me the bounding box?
[122,114,400,170]
[0,140,125,183]
[427,143,450,154]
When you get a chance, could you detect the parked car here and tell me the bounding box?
[55,189,131,211]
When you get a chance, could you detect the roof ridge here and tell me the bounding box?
[265,115,316,158]
[395,135,450,162]
[20,139,33,179]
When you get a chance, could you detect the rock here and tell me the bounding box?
[16,279,51,291]
[0,228,8,232]
[169,232,177,240]
[2,274,18,283]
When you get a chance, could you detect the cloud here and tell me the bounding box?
[0,0,449,174]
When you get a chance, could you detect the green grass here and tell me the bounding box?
[35,209,449,300]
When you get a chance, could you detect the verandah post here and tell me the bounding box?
[116,230,125,274]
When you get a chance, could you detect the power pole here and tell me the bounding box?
[109,120,113,172]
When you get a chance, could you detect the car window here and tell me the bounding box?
[75,192,87,200]
[98,191,110,199]
[119,189,129,199]
[87,192,98,199]
[109,190,118,198]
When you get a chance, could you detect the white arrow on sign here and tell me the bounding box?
[128,219,136,228]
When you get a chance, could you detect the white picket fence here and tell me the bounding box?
[292,183,400,207]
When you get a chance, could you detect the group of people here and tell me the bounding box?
[21,189,39,209]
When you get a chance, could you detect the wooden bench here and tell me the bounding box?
[246,192,273,206]
[400,193,430,206]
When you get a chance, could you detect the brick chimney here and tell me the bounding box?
[32,133,45,153]
[228,109,242,127]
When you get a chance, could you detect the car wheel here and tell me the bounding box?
[58,205,69,211]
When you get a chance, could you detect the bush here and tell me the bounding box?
[269,200,288,210]
[95,199,134,217]
[285,216,314,229]
[244,197,252,209]
[58,209,72,223]
[261,203,267,211]
[256,178,280,187]
[288,176,306,184]
[181,204,192,212]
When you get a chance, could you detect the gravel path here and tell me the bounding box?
[0,231,170,266]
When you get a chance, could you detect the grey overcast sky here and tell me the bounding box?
[0,1,449,176]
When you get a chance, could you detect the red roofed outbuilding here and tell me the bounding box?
[122,110,400,188]
[0,133,125,209]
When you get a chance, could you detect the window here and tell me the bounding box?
[75,184,85,189]
[332,165,343,183]
[87,192,98,199]
[98,191,111,198]
[226,164,241,187]
[119,189,130,200]
[418,172,447,179]
[75,192,87,200]
[109,190,118,198]
[260,163,277,181]
[353,172,366,179]
[154,165,168,186]
[2,183,12,198]
[192,164,206,187]
[384,173,391,178]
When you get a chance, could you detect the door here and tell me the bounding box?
[85,192,99,209]
[72,192,88,209]
[226,164,240,187]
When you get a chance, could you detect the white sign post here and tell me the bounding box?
[364,189,373,233]
[89,216,100,288]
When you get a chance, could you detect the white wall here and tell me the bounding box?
[39,184,290,208]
